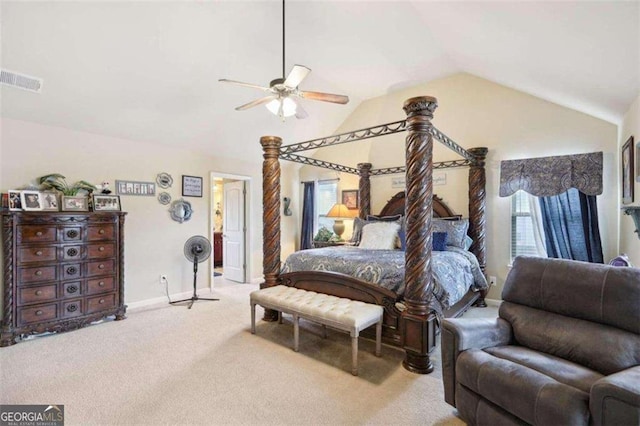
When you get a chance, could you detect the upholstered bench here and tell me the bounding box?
[250,285,383,375]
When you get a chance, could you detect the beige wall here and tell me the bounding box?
[300,73,618,299]
[619,94,640,265]
[0,118,298,304]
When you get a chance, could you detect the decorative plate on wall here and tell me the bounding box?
[156,172,173,189]
[169,198,193,223]
[158,192,171,205]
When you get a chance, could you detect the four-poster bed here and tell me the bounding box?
[261,96,488,374]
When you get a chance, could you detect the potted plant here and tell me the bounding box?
[38,174,96,195]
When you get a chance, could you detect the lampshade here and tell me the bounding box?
[266,97,297,118]
[326,203,356,218]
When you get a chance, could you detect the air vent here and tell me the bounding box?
[1,69,43,93]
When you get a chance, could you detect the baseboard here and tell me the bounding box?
[484,298,501,307]
[127,288,215,311]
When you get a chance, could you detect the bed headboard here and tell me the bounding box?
[378,191,459,218]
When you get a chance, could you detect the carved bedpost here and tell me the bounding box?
[261,136,282,322]
[468,147,488,272]
[357,162,372,219]
[1,213,16,346]
[401,96,438,374]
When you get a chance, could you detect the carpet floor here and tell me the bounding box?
[0,282,498,425]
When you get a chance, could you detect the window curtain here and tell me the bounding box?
[300,182,315,250]
[539,188,603,263]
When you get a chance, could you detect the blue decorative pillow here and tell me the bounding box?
[464,235,473,251]
[433,218,468,249]
[433,232,448,251]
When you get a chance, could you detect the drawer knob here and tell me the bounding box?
[98,229,105,235]
[98,281,105,287]
[35,290,43,296]
[67,285,78,293]
[35,310,43,316]
[36,231,43,237]
[99,246,105,252]
[67,248,78,257]
[35,270,43,276]
[99,299,105,304]
[67,304,78,312]
[35,250,43,256]
[67,230,79,238]
[66,266,78,275]
[98,264,105,270]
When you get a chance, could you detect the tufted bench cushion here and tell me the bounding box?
[250,285,383,375]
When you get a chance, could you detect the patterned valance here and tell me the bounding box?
[499,152,603,197]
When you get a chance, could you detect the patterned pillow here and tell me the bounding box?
[432,218,469,249]
[433,232,448,251]
[358,222,401,250]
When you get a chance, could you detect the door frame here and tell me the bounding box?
[209,171,251,286]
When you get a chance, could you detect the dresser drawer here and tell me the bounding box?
[18,284,57,306]
[86,259,115,277]
[86,293,116,314]
[61,263,82,280]
[86,277,115,295]
[62,281,82,298]
[18,265,57,284]
[88,224,115,241]
[62,245,83,261]
[61,227,83,242]
[17,226,57,244]
[87,243,115,258]
[62,299,83,319]
[18,246,57,263]
[18,303,58,326]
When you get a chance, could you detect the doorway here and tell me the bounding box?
[210,172,251,286]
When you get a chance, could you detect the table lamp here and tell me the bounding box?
[326,203,356,240]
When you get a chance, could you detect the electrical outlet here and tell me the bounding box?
[160,274,168,284]
[489,276,497,287]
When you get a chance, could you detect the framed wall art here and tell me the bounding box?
[115,180,156,196]
[342,189,359,210]
[622,136,634,204]
[182,175,203,197]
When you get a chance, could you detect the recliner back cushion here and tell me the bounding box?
[499,302,640,375]
[503,256,640,334]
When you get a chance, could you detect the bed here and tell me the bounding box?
[259,95,489,374]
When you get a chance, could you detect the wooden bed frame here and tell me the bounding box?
[260,96,488,374]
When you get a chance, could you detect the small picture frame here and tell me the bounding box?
[182,175,203,197]
[41,192,59,211]
[62,196,89,212]
[622,136,634,204]
[21,190,43,211]
[342,189,359,210]
[8,190,22,211]
[93,194,121,211]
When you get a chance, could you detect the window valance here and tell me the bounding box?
[499,152,603,197]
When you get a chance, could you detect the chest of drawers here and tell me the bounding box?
[1,211,126,346]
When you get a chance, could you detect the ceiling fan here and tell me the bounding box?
[219,0,349,120]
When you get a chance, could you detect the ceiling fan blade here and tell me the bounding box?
[284,65,311,88]
[299,90,349,105]
[235,95,277,111]
[219,79,270,91]
[293,100,308,119]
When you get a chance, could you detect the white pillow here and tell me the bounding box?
[358,222,401,250]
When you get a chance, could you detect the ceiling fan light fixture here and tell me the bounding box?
[266,96,297,118]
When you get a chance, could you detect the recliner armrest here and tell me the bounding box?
[590,365,640,426]
[441,318,513,407]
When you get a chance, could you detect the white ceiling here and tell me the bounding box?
[1,1,638,162]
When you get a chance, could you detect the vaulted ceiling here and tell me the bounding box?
[1,1,638,162]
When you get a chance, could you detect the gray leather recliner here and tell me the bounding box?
[441,256,640,425]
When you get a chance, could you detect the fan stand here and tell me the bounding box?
[169,254,219,309]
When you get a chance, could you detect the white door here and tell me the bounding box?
[223,180,246,282]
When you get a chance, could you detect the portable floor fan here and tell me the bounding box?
[170,235,219,309]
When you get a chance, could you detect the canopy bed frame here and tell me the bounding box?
[260,96,488,374]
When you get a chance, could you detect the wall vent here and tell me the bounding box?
[1,69,43,93]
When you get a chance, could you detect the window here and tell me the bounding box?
[316,179,338,233]
[511,191,540,260]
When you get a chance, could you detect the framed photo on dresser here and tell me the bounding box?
[20,190,43,211]
[93,194,121,211]
[62,196,89,211]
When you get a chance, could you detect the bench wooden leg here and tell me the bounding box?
[351,333,359,376]
[251,302,256,334]
[293,314,300,352]
[375,319,382,357]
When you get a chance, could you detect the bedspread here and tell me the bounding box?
[281,246,488,309]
